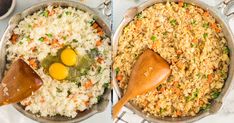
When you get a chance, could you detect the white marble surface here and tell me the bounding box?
[113,0,234,122]
[0,0,112,123]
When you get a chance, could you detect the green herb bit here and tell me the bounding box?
[191,20,197,26]
[88,20,95,25]
[42,10,49,17]
[163,31,168,36]
[97,96,102,102]
[211,91,220,99]
[90,48,99,58]
[28,24,32,28]
[115,67,120,75]
[97,66,102,73]
[191,43,196,48]
[183,3,188,8]
[58,14,62,18]
[56,87,63,93]
[196,73,201,79]
[193,89,199,98]
[38,37,44,42]
[220,70,226,78]
[170,19,177,26]
[223,46,229,54]
[65,11,72,15]
[62,36,67,40]
[136,12,143,19]
[19,41,23,45]
[186,89,199,101]
[72,39,78,43]
[160,108,166,114]
[46,33,53,38]
[67,90,72,96]
[76,82,81,87]
[157,84,162,91]
[201,103,211,111]
[102,83,109,89]
[24,36,30,42]
[203,33,208,39]
[203,23,209,29]
[151,35,157,42]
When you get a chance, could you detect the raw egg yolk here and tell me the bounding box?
[49,63,68,80]
[61,48,77,66]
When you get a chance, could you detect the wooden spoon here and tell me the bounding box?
[113,49,171,118]
[0,59,43,106]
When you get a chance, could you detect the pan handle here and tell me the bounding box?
[216,0,234,20]
[95,0,112,25]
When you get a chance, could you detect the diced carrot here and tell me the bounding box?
[96,27,101,32]
[207,74,213,83]
[176,49,183,55]
[178,1,184,7]
[142,100,149,106]
[116,74,123,81]
[199,100,203,105]
[44,37,49,43]
[40,96,45,103]
[211,23,217,29]
[73,99,78,103]
[97,57,104,64]
[211,23,221,33]
[215,28,221,33]
[30,47,37,52]
[136,20,142,27]
[85,101,89,106]
[10,33,19,44]
[51,39,59,46]
[88,93,93,98]
[160,87,165,92]
[92,23,98,29]
[152,42,157,49]
[192,39,198,43]
[203,11,209,17]
[49,10,55,16]
[173,87,181,95]
[84,80,93,89]
[176,61,184,69]
[96,40,102,46]
[98,31,104,36]
[28,58,38,69]
[52,39,58,44]
[176,111,182,116]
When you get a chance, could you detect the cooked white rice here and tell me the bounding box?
[6,6,111,118]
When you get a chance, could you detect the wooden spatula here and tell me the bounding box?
[0,59,43,106]
[113,49,171,118]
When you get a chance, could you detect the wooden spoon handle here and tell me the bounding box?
[112,94,131,119]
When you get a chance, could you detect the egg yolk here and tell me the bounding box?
[49,63,68,80]
[61,48,77,66]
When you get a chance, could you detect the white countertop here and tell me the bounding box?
[113,0,234,123]
[0,0,112,123]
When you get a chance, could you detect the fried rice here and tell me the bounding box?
[113,2,230,117]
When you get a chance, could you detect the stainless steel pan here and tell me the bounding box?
[0,0,111,123]
[113,0,234,122]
